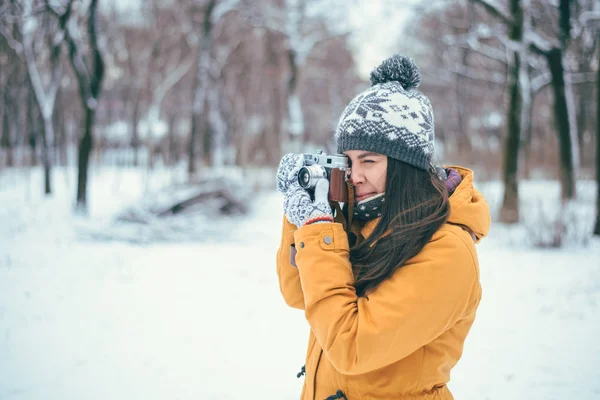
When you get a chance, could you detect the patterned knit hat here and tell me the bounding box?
[335,55,435,171]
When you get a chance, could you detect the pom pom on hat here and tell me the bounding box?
[369,54,421,90]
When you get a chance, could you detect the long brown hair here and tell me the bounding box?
[349,158,450,297]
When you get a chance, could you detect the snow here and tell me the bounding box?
[1,166,599,400]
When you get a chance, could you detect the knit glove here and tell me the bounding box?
[276,153,305,194]
[284,180,333,228]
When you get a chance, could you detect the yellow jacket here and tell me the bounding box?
[276,167,491,400]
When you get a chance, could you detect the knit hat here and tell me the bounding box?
[335,55,435,171]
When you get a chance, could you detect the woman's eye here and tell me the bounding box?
[363,159,375,163]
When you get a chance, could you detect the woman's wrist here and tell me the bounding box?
[304,215,335,226]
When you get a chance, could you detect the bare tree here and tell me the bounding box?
[471,0,531,223]
[1,0,71,193]
[205,27,243,167]
[595,38,600,235]
[59,0,105,212]
[527,0,579,200]
[188,0,217,178]
[582,4,600,235]
[256,0,351,152]
[121,24,153,166]
[0,29,22,167]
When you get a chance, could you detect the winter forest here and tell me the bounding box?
[1,0,600,399]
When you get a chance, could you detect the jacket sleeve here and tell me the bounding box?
[293,222,481,375]
[276,214,305,310]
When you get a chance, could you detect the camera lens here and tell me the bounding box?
[298,165,327,189]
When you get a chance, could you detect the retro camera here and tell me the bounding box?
[297,151,349,203]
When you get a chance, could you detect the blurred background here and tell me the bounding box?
[0,0,599,399]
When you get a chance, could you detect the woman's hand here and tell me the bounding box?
[284,180,333,228]
[276,153,305,194]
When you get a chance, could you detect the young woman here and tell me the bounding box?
[276,55,490,400]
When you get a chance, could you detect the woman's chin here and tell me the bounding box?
[356,192,385,205]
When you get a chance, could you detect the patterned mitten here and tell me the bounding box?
[276,153,305,194]
[283,180,333,228]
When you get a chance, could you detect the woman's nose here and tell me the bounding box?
[349,167,364,185]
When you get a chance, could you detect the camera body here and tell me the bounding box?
[297,151,349,203]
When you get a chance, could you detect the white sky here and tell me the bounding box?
[347,1,418,79]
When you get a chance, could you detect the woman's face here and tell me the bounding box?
[344,150,388,203]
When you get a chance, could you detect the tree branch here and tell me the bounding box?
[64,17,93,104]
[527,30,555,56]
[579,10,600,26]
[448,63,506,85]
[445,30,508,64]
[155,54,195,104]
[88,0,104,99]
[0,22,23,57]
[471,0,514,27]
[531,72,551,93]
[570,71,597,84]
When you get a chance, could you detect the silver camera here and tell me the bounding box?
[297,150,348,191]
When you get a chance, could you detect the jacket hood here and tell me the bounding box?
[357,166,490,242]
[445,166,491,242]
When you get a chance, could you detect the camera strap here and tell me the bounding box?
[347,182,354,230]
[332,182,355,232]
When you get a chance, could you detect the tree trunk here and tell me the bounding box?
[266,31,283,164]
[131,93,141,167]
[69,0,104,213]
[521,80,534,180]
[576,73,591,166]
[189,0,216,178]
[54,89,68,166]
[1,91,13,167]
[286,48,304,152]
[547,48,577,200]
[202,117,213,167]
[168,114,177,166]
[456,5,474,163]
[499,0,524,224]
[76,107,94,211]
[500,54,522,223]
[188,113,198,175]
[41,116,53,194]
[207,85,227,167]
[29,83,54,194]
[27,88,38,166]
[593,42,600,236]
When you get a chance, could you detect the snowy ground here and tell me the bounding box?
[0,166,599,400]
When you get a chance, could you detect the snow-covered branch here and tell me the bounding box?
[531,72,551,93]
[578,10,600,26]
[210,39,243,80]
[471,0,514,27]
[45,0,70,18]
[18,0,71,119]
[570,71,597,84]
[0,21,23,56]
[526,30,556,56]
[527,68,594,95]
[449,63,506,85]
[212,0,239,23]
[173,5,199,49]
[295,30,348,65]
[154,55,195,105]
[445,29,508,64]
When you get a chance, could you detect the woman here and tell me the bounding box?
[276,55,490,400]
